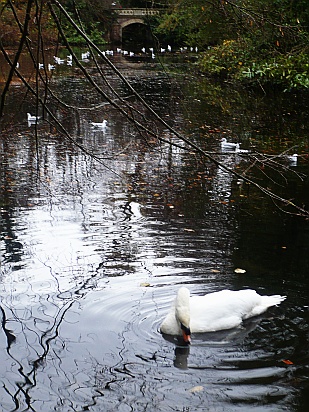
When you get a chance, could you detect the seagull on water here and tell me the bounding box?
[27,113,40,122]
[287,153,298,166]
[90,119,108,129]
[221,138,240,151]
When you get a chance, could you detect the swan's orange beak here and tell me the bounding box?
[182,329,191,344]
[181,324,191,344]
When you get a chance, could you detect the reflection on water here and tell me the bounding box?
[0,54,308,411]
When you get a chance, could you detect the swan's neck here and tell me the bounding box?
[175,287,190,329]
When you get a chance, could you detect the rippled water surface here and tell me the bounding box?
[1,52,309,411]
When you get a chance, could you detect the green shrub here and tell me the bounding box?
[198,38,309,90]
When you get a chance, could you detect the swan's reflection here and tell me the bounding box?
[174,346,190,369]
[162,315,270,370]
[161,333,190,369]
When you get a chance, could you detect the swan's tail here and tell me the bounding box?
[251,294,286,317]
[262,294,286,307]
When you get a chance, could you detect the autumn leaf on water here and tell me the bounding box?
[282,359,294,365]
[234,268,246,274]
[188,385,204,393]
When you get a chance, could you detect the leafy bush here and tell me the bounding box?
[197,39,256,77]
[241,54,309,90]
[198,38,309,90]
[62,19,107,46]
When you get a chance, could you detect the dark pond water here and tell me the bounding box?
[0,50,309,411]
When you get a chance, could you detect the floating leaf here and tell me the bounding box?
[282,359,294,365]
[188,385,204,393]
[234,268,246,274]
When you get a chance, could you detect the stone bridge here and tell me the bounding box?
[110,8,162,44]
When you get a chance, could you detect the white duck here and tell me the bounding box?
[160,287,286,343]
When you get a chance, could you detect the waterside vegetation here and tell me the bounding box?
[1,0,309,90]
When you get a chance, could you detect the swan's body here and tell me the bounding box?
[90,119,107,129]
[221,138,240,151]
[160,287,286,342]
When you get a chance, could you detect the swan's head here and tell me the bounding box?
[175,287,191,344]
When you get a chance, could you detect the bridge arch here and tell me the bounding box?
[120,18,145,30]
[110,8,161,45]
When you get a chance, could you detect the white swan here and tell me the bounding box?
[160,287,286,343]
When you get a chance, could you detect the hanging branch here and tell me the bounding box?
[1,1,308,217]
[0,0,34,116]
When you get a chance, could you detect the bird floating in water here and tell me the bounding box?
[160,287,286,343]
[287,153,298,165]
[27,113,40,122]
[81,51,90,60]
[221,138,240,151]
[54,56,64,64]
[90,119,108,129]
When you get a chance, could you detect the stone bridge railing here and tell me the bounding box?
[116,8,161,17]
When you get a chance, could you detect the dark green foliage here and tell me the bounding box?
[154,0,309,90]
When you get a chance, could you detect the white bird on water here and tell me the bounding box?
[81,51,90,60]
[221,138,240,151]
[54,56,64,64]
[90,119,108,129]
[287,153,298,166]
[27,113,40,122]
[160,287,286,343]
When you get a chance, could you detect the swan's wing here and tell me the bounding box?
[189,290,264,332]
